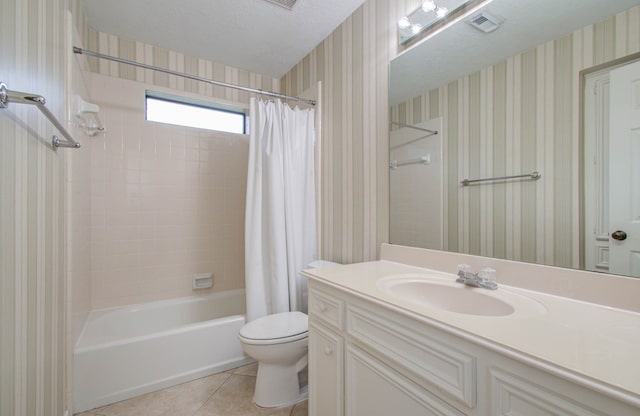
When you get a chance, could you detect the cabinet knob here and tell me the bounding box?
[319,303,328,312]
[324,346,334,355]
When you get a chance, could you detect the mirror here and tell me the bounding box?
[389,0,640,277]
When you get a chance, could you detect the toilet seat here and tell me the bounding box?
[239,311,308,345]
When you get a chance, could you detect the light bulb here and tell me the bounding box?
[398,16,411,29]
[411,24,422,35]
[421,0,436,12]
[436,6,448,18]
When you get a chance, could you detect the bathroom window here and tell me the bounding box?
[145,91,247,134]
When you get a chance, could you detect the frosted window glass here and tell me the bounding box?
[146,96,245,134]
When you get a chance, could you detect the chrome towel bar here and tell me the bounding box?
[390,155,431,169]
[0,82,81,149]
[460,171,541,186]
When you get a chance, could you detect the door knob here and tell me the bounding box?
[611,230,628,241]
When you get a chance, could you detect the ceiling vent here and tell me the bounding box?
[263,0,298,10]
[466,11,504,33]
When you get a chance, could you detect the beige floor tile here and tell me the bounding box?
[74,364,308,416]
[234,362,258,376]
[195,375,293,416]
[92,372,232,416]
[290,400,308,416]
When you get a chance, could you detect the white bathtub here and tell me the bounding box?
[73,289,252,412]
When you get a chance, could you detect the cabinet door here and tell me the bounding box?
[346,346,464,416]
[309,322,343,416]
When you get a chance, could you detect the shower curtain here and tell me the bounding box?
[244,98,317,322]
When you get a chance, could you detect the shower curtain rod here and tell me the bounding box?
[73,47,316,106]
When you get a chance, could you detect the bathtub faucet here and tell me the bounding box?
[456,264,498,290]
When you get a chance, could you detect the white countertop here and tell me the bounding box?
[302,260,640,405]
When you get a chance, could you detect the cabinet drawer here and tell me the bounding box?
[309,288,344,330]
[347,305,476,408]
[491,369,603,416]
[346,345,465,416]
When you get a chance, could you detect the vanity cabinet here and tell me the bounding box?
[345,344,465,415]
[308,280,640,416]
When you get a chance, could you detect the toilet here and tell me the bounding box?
[238,260,340,407]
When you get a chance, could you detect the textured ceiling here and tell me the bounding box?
[391,0,640,105]
[82,0,366,78]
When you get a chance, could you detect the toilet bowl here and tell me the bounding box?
[238,311,309,407]
[239,259,341,407]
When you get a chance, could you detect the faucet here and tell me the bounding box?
[456,264,498,290]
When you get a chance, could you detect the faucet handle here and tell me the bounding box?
[479,267,496,283]
[457,264,471,274]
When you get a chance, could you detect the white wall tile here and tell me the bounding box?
[87,73,249,308]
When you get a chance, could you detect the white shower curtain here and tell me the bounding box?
[244,98,317,322]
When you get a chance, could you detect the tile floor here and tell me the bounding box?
[76,364,308,416]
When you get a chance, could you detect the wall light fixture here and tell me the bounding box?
[398,0,475,44]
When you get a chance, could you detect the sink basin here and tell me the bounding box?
[377,274,545,317]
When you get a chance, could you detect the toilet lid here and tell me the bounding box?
[240,311,308,341]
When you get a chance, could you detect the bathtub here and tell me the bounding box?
[73,289,252,412]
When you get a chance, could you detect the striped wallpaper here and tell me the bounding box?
[390,5,640,269]
[1,1,77,414]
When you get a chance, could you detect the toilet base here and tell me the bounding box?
[253,362,308,408]
[238,312,310,408]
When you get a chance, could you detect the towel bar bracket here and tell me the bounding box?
[0,81,81,149]
[52,135,80,148]
[0,82,7,108]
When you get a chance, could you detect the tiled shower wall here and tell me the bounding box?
[88,73,249,309]
[77,29,279,309]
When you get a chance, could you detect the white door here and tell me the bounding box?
[609,60,640,277]
[584,71,610,273]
